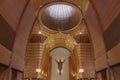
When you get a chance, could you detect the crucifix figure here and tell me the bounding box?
[55,59,65,75]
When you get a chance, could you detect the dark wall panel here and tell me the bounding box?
[103,14,120,51]
[30,34,47,43]
[0,15,16,51]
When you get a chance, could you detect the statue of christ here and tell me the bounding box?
[55,59,65,75]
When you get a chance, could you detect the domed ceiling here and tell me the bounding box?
[38,1,83,31]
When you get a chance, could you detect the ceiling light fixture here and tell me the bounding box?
[36,68,41,73]
[79,68,84,73]
[38,31,42,34]
[79,32,82,34]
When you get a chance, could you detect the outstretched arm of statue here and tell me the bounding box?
[63,60,65,63]
[55,59,58,63]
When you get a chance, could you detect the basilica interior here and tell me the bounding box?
[0,0,120,80]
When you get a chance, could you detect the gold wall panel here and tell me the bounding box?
[44,32,77,52]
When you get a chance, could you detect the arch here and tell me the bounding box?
[49,46,71,54]
[49,47,71,80]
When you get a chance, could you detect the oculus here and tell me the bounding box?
[38,1,83,31]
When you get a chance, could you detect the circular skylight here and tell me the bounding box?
[38,2,83,31]
[46,4,75,20]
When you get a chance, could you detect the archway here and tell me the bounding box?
[49,47,71,80]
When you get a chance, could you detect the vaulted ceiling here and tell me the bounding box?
[29,0,90,43]
[38,2,83,31]
[25,0,95,79]
[31,0,89,13]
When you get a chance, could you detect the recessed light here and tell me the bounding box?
[79,68,84,73]
[79,32,82,34]
[38,31,42,34]
[36,68,41,73]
